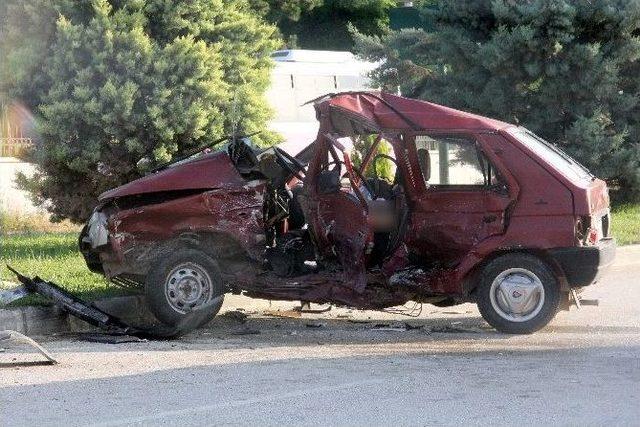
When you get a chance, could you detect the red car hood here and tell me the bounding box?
[99,152,247,201]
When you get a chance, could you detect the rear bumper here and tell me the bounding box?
[549,238,616,288]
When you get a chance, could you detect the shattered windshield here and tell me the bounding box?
[508,128,593,182]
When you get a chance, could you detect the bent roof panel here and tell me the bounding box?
[321,91,512,131]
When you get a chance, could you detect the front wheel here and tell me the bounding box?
[476,253,560,334]
[145,248,224,328]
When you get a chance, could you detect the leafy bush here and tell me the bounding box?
[0,0,279,222]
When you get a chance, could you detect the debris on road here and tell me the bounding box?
[305,321,326,328]
[430,324,479,333]
[263,309,302,319]
[0,330,57,365]
[371,322,424,332]
[232,327,261,335]
[78,333,147,344]
[221,310,249,323]
[296,303,332,314]
[372,326,407,332]
[6,266,222,339]
[403,322,424,330]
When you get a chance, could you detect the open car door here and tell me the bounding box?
[299,133,374,292]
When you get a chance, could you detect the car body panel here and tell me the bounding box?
[81,91,615,309]
[99,152,246,201]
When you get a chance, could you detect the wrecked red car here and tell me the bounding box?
[80,91,616,334]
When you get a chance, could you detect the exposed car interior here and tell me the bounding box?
[225,126,408,280]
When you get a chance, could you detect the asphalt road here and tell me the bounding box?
[1,247,639,426]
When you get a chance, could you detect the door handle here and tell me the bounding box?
[483,214,498,223]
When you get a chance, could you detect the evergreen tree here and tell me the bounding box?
[0,0,278,222]
[250,0,396,50]
[355,0,640,200]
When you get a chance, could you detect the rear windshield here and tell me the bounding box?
[508,128,593,182]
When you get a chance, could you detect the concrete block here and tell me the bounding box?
[0,308,26,333]
[66,315,97,333]
[22,306,67,335]
[2,295,157,335]
[92,295,154,324]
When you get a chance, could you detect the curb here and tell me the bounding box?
[0,295,155,335]
[617,244,640,253]
[611,243,640,267]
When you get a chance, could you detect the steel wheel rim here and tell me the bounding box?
[489,267,545,323]
[164,262,213,314]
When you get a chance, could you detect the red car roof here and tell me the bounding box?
[318,91,512,132]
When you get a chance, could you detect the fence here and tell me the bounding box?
[0,137,32,158]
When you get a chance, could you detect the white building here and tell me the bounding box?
[266,49,377,154]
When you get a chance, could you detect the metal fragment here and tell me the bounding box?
[0,330,57,365]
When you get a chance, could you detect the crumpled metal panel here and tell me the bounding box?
[313,192,371,293]
[99,152,246,201]
[1,330,57,364]
[103,181,266,276]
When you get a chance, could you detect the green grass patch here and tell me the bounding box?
[611,203,640,246]
[0,232,131,306]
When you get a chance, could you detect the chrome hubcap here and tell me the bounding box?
[489,268,545,322]
[165,263,213,314]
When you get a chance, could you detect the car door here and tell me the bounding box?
[404,132,513,264]
[300,134,374,292]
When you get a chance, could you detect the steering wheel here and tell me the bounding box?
[320,161,377,200]
[273,146,306,180]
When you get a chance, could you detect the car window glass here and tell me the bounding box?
[508,128,592,182]
[415,135,488,186]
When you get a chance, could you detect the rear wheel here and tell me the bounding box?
[145,248,224,327]
[476,253,560,334]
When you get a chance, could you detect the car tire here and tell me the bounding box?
[145,248,225,328]
[476,253,560,334]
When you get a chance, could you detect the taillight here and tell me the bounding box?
[576,212,607,246]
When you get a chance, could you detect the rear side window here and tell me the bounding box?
[508,128,593,183]
[415,135,497,187]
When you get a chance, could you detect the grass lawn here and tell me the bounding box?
[611,203,640,246]
[0,232,132,306]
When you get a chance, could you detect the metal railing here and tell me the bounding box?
[0,137,32,158]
